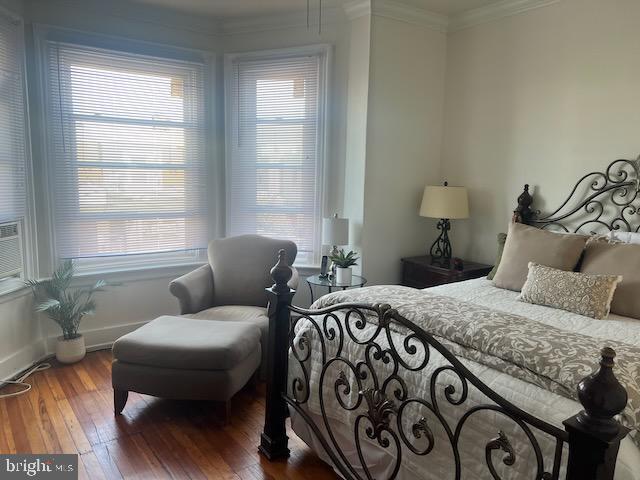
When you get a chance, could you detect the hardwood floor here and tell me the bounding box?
[0,350,337,479]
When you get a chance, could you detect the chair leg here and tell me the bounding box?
[114,389,129,415]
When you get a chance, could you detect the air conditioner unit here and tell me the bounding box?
[0,221,24,280]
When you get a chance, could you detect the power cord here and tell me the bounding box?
[0,363,51,399]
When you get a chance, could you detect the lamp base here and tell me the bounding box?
[328,245,339,279]
[429,218,452,267]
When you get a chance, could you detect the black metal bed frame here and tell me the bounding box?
[513,157,640,233]
[260,156,640,480]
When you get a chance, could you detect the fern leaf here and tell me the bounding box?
[35,299,61,312]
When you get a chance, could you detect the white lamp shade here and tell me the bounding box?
[322,217,349,245]
[419,185,469,220]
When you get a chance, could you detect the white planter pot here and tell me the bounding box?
[56,335,86,364]
[336,267,352,285]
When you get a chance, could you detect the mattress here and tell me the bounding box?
[288,278,640,480]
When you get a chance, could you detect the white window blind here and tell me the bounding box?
[227,50,327,266]
[46,42,208,264]
[0,13,27,225]
[0,12,28,288]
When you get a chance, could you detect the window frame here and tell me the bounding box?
[0,7,37,297]
[35,26,214,276]
[223,45,331,268]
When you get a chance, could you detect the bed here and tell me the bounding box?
[259,157,640,480]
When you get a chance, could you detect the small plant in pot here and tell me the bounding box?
[329,249,359,284]
[26,260,109,364]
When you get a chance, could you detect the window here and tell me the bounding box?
[45,42,208,271]
[226,47,328,266]
[0,11,28,290]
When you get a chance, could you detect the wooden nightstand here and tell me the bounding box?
[400,256,493,289]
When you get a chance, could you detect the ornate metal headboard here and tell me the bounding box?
[514,156,640,233]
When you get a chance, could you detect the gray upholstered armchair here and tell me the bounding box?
[169,234,299,378]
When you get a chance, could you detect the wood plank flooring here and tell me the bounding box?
[0,350,337,479]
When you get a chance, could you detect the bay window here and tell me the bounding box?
[225,47,329,266]
[45,41,208,271]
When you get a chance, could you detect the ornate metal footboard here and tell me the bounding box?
[259,250,630,480]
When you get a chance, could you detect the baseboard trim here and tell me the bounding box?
[42,320,149,354]
[0,319,150,382]
[0,341,47,383]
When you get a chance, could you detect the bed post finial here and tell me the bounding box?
[260,251,295,460]
[271,249,293,293]
[576,347,628,431]
[513,184,534,224]
[562,347,630,480]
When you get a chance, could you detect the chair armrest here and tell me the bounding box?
[169,264,214,315]
[288,266,300,290]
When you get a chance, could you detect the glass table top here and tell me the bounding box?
[306,274,367,288]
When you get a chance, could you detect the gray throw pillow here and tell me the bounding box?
[493,222,588,291]
[580,240,640,319]
[486,232,507,280]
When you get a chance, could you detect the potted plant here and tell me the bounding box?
[329,249,359,284]
[26,260,108,364]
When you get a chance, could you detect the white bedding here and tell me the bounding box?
[289,278,640,480]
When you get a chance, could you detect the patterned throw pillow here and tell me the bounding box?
[519,262,622,319]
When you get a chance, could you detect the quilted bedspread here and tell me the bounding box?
[288,279,640,479]
[313,284,640,444]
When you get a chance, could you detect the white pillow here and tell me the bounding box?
[607,230,640,245]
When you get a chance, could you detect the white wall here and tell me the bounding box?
[0,293,43,380]
[442,0,640,264]
[343,14,371,273]
[0,0,21,14]
[361,15,447,284]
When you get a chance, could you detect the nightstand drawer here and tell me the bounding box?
[401,256,492,289]
[402,263,450,288]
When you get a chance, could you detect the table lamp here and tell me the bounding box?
[322,214,349,278]
[419,182,469,266]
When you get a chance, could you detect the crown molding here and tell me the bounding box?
[371,0,448,33]
[218,0,561,35]
[28,0,562,38]
[343,0,371,21]
[449,0,560,32]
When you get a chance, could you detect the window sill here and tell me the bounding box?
[0,262,207,300]
[294,264,321,276]
[81,262,319,286]
[0,262,320,302]
[71,261,206,286]
[0,283,31,304]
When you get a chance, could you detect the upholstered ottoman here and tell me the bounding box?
[111,316,261,419]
